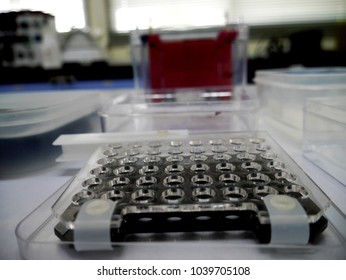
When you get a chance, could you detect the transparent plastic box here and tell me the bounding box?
[0,91,102,177]
[15,131,346,259]
[303,96,346,186]
[255,68,346,140]
[131,24,248,96]
[99,87,259,133]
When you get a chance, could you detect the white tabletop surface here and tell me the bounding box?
[1,124,346,260]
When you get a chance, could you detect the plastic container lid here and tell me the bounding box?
[0,91,101,138]
[255,67,346,88]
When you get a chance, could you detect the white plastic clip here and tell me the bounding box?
[74,199,117,251]
[263,195,310,245]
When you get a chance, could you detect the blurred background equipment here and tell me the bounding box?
[0,10,61,69]
[61,29,106,65]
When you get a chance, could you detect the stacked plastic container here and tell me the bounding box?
[255,68,346,141]
[303,96,346,185]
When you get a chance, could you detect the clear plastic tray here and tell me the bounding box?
[99,87,259,133]
[303,96,346,185]
[16,131,346,259]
